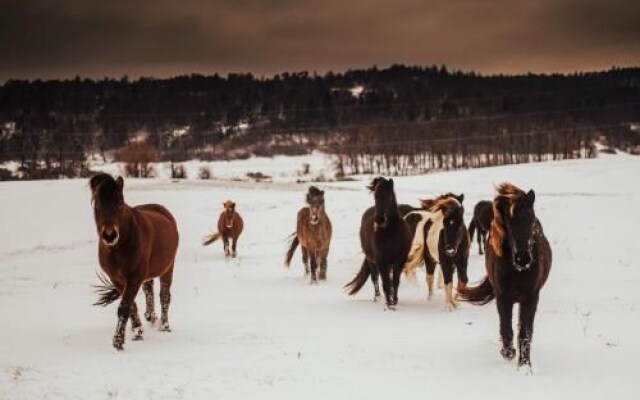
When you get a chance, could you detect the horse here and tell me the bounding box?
[203,200,244,258]
[89,173,179,351]
[459,183,552,373]
[345,177,412,309]
[403,193,470,311]
[468,200,493,255]
[285,186,332,283]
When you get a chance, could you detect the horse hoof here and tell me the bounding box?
[501,347,516,360]
[144,312,157,323]
[373,295,381,303]
[309,279,318,285]
[444,301,458,312]
[385,304,397,311]
[517,361,533,376]
[160,323,171,332]
[113,337,124,351]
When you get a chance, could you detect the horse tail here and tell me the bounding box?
[344,260,371,295]
[284,233,299,268]
[468,218,477,242]
[202,232,221,246]
[458,277,494,305]
[403,212,428,278]
[93,272,121,306]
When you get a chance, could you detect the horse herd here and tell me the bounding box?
[89,172,552,373]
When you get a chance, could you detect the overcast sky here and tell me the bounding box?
[1,0,639,82]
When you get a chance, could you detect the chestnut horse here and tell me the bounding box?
[203,200,244,258]
[345,177,412,309]
[460,183,552,373]
[90,173,179,351]
[285,186,332,283]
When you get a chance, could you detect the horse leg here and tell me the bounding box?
[477,230,484,255]
[497,296,516,360]
[380,266,394,309]
[454,257,469,301]
[318,249,328,280]
[425,258,437,300]
[231,235,238,258]
[113,279,142,350]
[368,261,381,302]
[391,264,402,306]
[130,301,144,340]
[441,262,457,311]
[518,292,539,372]
[437,265,445,289]
[223,235,230,258]
[142,280,157,323]
[302,246,310,275]
[309,251,318,284]
[159,268,173,332]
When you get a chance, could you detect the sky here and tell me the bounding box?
[1,0,639,82]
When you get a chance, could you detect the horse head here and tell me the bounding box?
[90,173,125,247]
[223,200,236,228]
[306,186,325,226]
[368,177,397,231]
[491,183,537,271]
[426,193,465,257]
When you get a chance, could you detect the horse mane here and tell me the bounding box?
[421,193,460,213]
[489,183,526,257]
[89,173,114,192]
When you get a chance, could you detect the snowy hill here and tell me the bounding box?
[0,154,639,399]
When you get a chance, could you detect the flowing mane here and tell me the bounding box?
[420,193,462,214]
[489,183,526,257]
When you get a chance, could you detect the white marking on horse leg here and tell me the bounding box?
[426,274,434,299]
[444,282,458,312]
[437,266,444,289]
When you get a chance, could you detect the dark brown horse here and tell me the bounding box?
[460,183,552,373]
[203,200,244,258]
[345,177,412,309]
[468,200,493,255]
[90,173,179,351]
[403,193,470,310]
[285,186,333,283]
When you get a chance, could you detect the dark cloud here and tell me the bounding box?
[0,0,638,81]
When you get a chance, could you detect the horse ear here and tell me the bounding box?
[526,189,535,206]
[457,193,464,204]
[116,176,124,191]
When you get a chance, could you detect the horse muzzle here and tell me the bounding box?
[513,252,532,271]
[444,247,457,257]
[101,227,120,246]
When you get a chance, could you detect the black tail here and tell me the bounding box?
[284,233,299,267]
[468,218,477,242]
[344,260,371,295]
[93,272,121,306]
[458,277,495,305]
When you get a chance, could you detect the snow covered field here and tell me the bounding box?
[1,154,639,399]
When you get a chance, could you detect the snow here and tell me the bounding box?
[1,153,639,399]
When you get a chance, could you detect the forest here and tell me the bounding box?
[1,65,638,179]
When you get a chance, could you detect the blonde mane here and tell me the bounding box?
[489,183,526,257]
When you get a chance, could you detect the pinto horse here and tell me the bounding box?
[459,183,552,373]
[285,187,333,283]
[203,200,244,258]
[90,173,179,351]
[403,193,470,311]
[345,177,412,309]
[468,200,493,255]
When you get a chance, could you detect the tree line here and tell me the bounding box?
[0,65,638,179]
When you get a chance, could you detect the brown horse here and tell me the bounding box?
[90,173,179,351]
[203,200,244,258]
[285,186,332,284]
[460,183,552,373]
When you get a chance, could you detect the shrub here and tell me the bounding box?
[171,163,186,179]
[115,141,159,178]
[198,165,212,180]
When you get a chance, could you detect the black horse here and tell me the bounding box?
[460,183,552,373]
[345,177,412,309]
[468,200,493,255]
[404,193,470,310]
